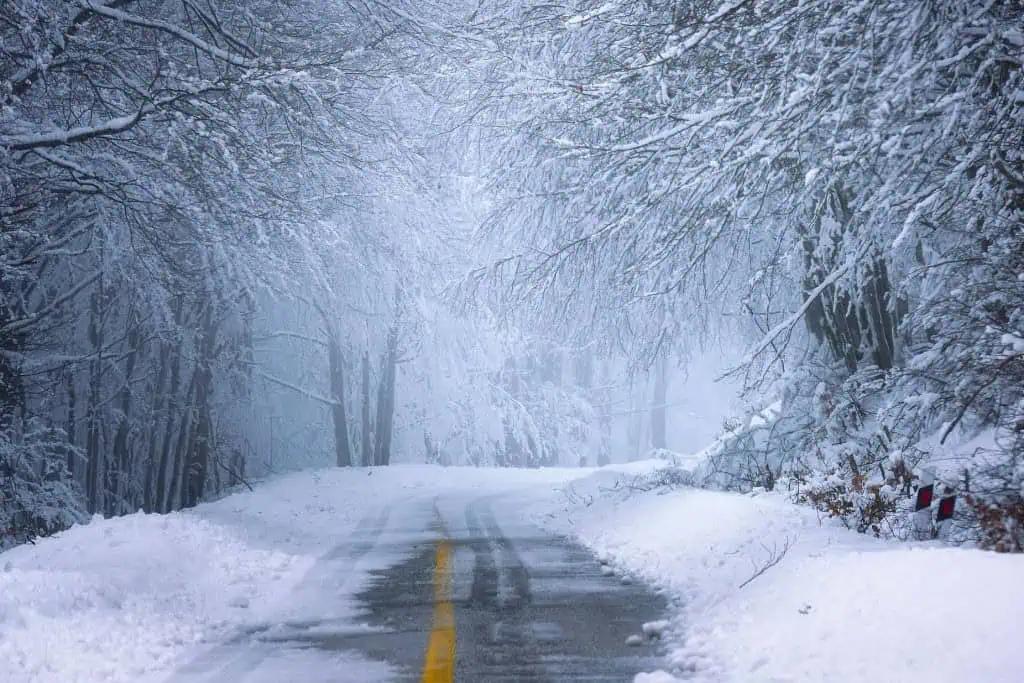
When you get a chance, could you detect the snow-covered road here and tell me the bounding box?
[172,488,667,681]
[0,466,667,682]
[2,463,1022,682]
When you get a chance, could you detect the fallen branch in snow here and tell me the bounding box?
[739,536,792,589]
[214,458,254,492]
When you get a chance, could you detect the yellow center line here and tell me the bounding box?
[420,539,456,683]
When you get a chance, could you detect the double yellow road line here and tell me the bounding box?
[420,540,456,682]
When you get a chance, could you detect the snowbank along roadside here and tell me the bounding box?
[532,462,1024,682]
[0,465,578,683]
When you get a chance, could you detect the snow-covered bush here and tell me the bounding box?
[964,442,1024,553]
[702,279,1023,543]
[902,219,1024,551]
[698,362,915,536]
[0,421,85,549]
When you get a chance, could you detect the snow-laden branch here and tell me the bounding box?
[1,86,225,152]
[252,331,328,348]
[1,271,101,335]
[78,0,262,69]
[5,0,133,100]
[255,369,338,407]
[3,110,145,152]
[722,244,870,377]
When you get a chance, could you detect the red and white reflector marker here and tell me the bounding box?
[936,494,956,522]
[915,482,934,511]
[913,469,936,539]
[935,490,957,539]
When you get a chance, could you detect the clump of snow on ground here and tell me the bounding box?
[536,461,1024,683]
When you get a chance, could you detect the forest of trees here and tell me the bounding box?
[0,0,426,543]
[471,0,1024,550]
[3,1,1022,551]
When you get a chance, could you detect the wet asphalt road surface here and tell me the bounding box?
[345,495,667,681]
[172,493,668,682]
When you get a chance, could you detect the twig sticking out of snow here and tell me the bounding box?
[738,536,792,589]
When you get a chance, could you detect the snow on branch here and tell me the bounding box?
[0,271,101,335]
[77,0,262,69]
[722,244,870,378]
[1,87,226,152]
[255,369,338,408]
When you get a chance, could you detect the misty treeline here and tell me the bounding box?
[0,0,427,544]
[0,0,616,547]
[2,1,1023,552]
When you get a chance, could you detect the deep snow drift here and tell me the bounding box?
[1,463,1021,682]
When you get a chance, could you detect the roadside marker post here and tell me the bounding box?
[913,468,935,540]
[936,489,957,539]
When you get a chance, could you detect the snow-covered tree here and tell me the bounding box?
[468,0,1024,545]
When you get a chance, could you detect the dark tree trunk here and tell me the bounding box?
[155,343,184,513]
[144,341,172,512]
[84,286,104,514]
[185,305,216,508]
[328,335,353,467]
[0,335,23,435]
[651,353,668,450]
[110,321,141,515]
[168,368,196,511]
[373,325,398,466]
[801,184,903,374]
[0,273,26,435]
[64,370,77,476]
[361,351,372,466]
[574,347,593,389]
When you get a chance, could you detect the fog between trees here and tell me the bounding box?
[2,1,1022,551]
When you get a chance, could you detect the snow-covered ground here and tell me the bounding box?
[0,466,578,683]
[1,462,1021,683]
[533,462,1024,683]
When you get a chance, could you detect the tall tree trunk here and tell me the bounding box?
[361,351,372,466]
[801,183,903,373]
[168,369,196,512]
[155,344,184,513]
[154,297,188,513]
[185,305,216,508]
[64,370,77,476]
[651,353,668,450]
[373,325,398,467]
[328,335,353,467]
[144,341,172,512]
[110,321,141,515]
[626,380,644,461]
[0,274,26,436]
[574,347,593,389]
[596,360,612,467]
[84,286,104,514]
